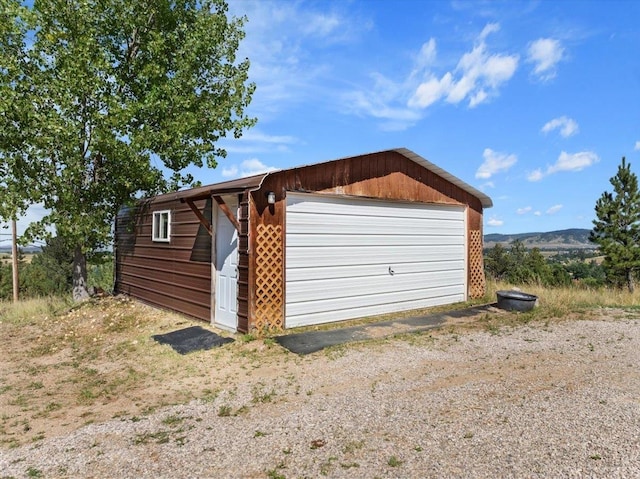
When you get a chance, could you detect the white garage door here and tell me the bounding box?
[285,193,467,328]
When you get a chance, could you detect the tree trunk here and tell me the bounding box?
[11,219,19,303]
[72,245,90,301]
[627,270,635,294]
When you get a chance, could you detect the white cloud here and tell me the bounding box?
[410,23,518,109]
[533,211,542,216]
[516,206,532,215]
[229,1,372,118]
[527,150,599,181]
[302,12,341,37]
[239,158,278,177]
[469,89,488,107]
[546,204,563,215]
[475,148,517,179]
[487,216,504,227]
[343,69,424,130]
[479,23,500,40]
[527,168,544,182]
[240,131,298,145]
[411,38,438,76]
[223,129,299,155]
[635,141,640,151]
[221,157,278,178]
[527,38,564,81]
[542,116,579,138]
[221,165,239,178]
[409,72,453,109]
[344,88,422,125]
[548,151,599,174]
[346,23,518,129]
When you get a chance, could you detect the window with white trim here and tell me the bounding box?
[152,210,171,242]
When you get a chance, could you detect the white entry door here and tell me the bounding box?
[214,195,238,331]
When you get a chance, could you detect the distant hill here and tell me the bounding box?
[1,230,597,254]
[484,228,597,250]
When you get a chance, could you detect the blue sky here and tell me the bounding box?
[3,0,639,245]
[214,0,640,234]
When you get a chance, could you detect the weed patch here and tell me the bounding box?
[251,383,276,404]
[218,405,232,417]
[133,430,170,445]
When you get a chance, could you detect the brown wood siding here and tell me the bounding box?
[237,191,250,333]
[256,151,483,222]
[248,150,486,331]
[115,197,212,322]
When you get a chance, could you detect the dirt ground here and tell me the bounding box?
[1,296,287,448]
[0,296,632,451]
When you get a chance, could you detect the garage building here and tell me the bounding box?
[115,148,492,333]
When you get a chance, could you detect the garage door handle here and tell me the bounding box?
[388,266,395,276]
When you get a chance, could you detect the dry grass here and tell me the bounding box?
[0,252,37,265]
[450,281,640,337]
[487,281,640,315]
[0,296,289,449]
[0,284,637,449]
[0,296,72,324]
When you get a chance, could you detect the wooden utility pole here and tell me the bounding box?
[11,219,19,302]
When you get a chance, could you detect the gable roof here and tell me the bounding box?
[392,148,493,208]
[164,148,493,208]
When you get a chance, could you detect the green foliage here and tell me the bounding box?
[484,240,577,287]
[19,237,73,297]
[484,243,511,281]
[0,249,23,298]
[88,254,114,293]
[0,0,255,299]
[0,237,112,300]
[564,260,606,287]
[590,157,640,292]
[0,0,39,222]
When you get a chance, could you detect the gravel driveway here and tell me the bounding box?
[2,312,639,478]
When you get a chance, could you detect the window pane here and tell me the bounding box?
[161,213,169,238]
[153,211,170,241]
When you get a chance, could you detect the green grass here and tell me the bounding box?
[26,466,43,478]
[251,383,276,404]
[217,405,232,417]
[162,414,185,426]
[133,430,170,445]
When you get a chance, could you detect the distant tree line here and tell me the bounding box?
[487,157,639,292]
[484,240,606,288]
[0,237,113,300]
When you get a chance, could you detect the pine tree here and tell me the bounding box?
[590,157,640,292]
[484,243,511,281]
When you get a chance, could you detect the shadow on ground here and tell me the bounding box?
[275,304,498,355]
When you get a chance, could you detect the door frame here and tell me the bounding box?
[212,194,239,331]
